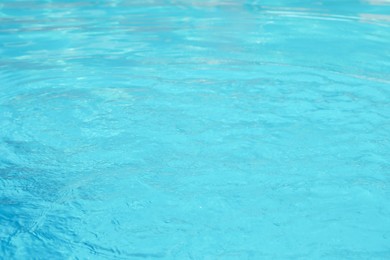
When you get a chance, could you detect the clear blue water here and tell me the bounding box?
[1,0,390,258]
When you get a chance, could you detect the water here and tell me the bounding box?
[0,0,389,258]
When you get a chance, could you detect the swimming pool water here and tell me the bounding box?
[1,0,390,258]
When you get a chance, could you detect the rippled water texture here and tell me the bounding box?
[1,0,390,258]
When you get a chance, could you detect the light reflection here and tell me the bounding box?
[363,0,390,5]
[360,13,390,24]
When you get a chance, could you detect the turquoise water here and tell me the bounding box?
[1,0,390,258]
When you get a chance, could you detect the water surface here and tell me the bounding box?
[1,0,390,258]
